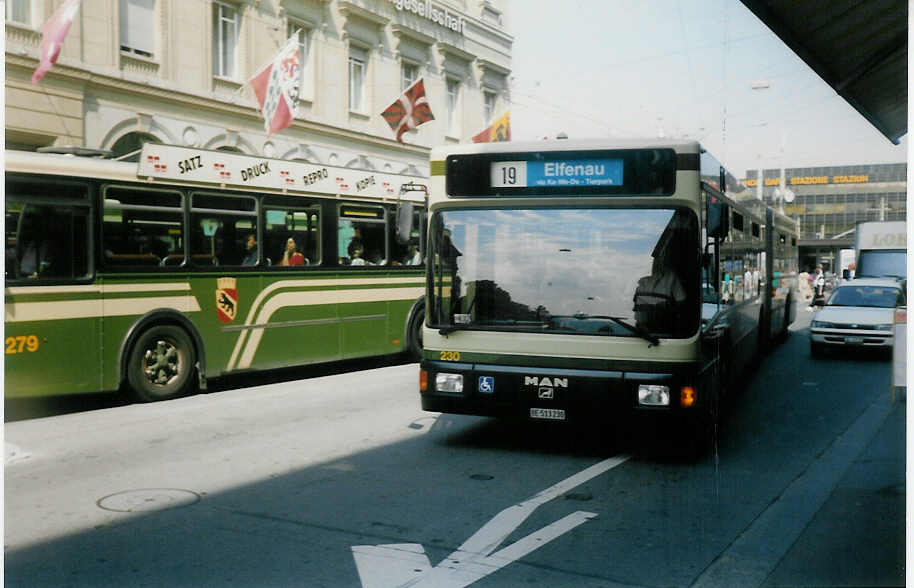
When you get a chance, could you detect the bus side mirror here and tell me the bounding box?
[395,201,414,245]
[707,201,729,239]
[842,269,850,280]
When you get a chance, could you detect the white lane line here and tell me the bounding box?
[352,454,630,588]
[420,511,599,588]
[452,454,629,558]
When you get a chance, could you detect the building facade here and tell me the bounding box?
[5,0,512,177]
[742,163,907,272]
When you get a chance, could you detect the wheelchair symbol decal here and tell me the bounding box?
[478,376,495,394]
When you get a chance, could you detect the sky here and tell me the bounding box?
[507,0,908,178]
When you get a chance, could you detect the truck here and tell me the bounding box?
[849,221,906,399]
[850,221,906,281]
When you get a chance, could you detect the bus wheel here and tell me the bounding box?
[127,325,197,402]
[407,306,424,362]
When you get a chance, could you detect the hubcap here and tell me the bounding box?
[143,339,180,387]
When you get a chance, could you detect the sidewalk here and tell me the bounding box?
[761,391,906,587]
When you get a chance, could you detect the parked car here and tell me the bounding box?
[810,278,906,357]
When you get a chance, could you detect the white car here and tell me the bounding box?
[810,278,906,357]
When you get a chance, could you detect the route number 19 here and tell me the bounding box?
[490,161,527,188]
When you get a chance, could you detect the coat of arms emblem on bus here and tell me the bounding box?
[216,277,238,324]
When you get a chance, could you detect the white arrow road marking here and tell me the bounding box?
[352,454,630,588]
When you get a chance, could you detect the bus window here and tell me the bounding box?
[102,187,183,268]
[389,207,423,266]
[263,199,321,267]
[339,205,386,266]
[190,193,257,267]
[6,180,90,281]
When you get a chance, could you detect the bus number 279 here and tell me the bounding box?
[6,335,39,354]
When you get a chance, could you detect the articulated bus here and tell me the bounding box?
[419,139,797,451]
[5,144,428,402]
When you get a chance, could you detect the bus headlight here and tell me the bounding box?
[435,373,464,393]
[638,384,670,406]
[874,323,893,331]
[811,320,833,328]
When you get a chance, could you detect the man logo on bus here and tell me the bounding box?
[216,277,238,324]
[524,376,567,399]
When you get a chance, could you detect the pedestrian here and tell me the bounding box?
[807,264,825,310]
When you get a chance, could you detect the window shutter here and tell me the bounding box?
[120,0,155,55]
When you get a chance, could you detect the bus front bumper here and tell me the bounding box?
[419,360,707,426]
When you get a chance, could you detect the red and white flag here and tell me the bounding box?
[249,32,302,136]
[381,78,435,143]
[32,0,81,84]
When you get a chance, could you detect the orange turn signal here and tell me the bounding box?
[680,386,696,408]
[419,369,428,392]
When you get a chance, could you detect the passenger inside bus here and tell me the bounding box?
[242,234,258,266]
[349,243,366,265]
[404,243,422,265]
[17,208,63,278]
[278,237,305,266]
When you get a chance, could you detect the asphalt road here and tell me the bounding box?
[4,309,904,587]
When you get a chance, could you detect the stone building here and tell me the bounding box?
[5,0,513,177]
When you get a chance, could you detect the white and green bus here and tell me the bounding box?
[5,144,428,402]
[419,139,797,451]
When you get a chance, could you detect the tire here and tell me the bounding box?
[127,325,197,402]
[406,305,425,362]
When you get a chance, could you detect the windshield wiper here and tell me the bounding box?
[569,313,661,346]
[438,319,550,336]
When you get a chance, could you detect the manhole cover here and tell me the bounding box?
[97,488,201,513]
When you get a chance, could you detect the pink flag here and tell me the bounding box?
[32,0,81,84]
[380,78,435,143]
[249,32,302,136]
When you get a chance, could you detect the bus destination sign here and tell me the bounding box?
[491,158,624,188]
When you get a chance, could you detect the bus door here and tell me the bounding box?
[337,204,391,358]
[4,179,99,397]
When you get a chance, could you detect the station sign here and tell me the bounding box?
[137,144,427,202]
[742,174,870,188]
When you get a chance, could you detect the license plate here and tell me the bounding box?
[845,336,863,344]
[530,408,566,420]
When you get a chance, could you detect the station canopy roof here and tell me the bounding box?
[740,0,907,144]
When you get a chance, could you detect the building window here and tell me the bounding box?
[6,0,30,25]
[120,0,156,57]
[401,61,419,91]
[287,20,312,102]
[446,78,460,135]
[212,1,238,79]
[349,46,367,112]
[483,90,496,125]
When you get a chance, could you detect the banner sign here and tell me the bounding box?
[138,144,427,202]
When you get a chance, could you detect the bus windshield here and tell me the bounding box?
[429,207,700,338]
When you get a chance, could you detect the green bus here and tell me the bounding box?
[419,139,798,453]
[5,144,427,402]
